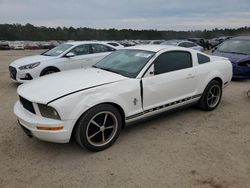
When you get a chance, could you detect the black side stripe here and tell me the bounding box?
[47,81,119,104]
[126,94,202,120]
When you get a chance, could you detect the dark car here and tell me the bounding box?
[209,36,232,49]
[213,36,250,79]
[188,38,206,46]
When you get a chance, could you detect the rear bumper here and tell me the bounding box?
[14,101,73,143]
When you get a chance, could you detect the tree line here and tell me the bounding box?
[0,23,250,41]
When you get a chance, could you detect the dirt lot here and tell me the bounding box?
[0,50,250,188]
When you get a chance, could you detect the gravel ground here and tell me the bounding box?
[0,50,250,188]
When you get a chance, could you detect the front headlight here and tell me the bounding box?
[19,62,40,70]
[38,104,61,120]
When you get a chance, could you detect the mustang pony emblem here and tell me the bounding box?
[133,98,138,105]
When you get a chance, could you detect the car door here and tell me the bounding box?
[142,50,199,111]
[178,42,187,48]
[61,44,92,70]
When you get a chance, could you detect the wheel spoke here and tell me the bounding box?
[209,99,213,106]
[89,130,101,139]
[105,125,114,130]
[103,113,108,126]
[102,131,105,142]
[210,97,214,105]
[91,120,101,128]
[212,87,215,93]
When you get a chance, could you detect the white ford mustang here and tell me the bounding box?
[9,41,118,83]
[14,45,232,151]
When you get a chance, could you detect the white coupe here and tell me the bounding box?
[9,41,118,83]
[14,45,232,151]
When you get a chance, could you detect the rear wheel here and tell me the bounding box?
[198,80,222,111]
[74,104,122,152]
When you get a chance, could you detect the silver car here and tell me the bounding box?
[161,40,204,52]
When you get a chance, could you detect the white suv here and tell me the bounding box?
[9,41,119,83]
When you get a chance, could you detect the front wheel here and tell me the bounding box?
[40,67,60,76]
[198,80,222,111]
[74,104,122,152]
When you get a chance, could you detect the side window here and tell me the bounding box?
[91,44,115,53]
[178,42,186,47]
[154,51,192,75]
[186,42,196,47]
[108,42,119,47]
[197,53,210,64]
[69,44,90,56]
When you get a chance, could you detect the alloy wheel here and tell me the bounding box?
[207,85,221,108]
[86,111,118,147]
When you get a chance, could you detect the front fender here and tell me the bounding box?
[50,79,141,130]
[49,90,129,135]
[71,92,129,122]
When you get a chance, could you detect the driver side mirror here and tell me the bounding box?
[65,52,75,58]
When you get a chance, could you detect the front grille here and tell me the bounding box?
[9,66,17,80]
[19,96,35,114]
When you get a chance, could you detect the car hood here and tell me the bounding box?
[10,55,58,67]
[17,68,128,104]
[213,51,250,64]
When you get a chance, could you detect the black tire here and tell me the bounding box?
[40,67,60,76]
[198,80,222,111]
[74,104,122,152]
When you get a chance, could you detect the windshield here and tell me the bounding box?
[94,49,155,78]
[161,40,179,46]
[42,44,73,56]
[218,40,250,55]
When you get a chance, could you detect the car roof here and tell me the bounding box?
[231,36,250,41]
[164,39,194,43]
[125,45,191,52]
[65,41,111,45]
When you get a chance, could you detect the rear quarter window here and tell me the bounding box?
[197,53,210,64]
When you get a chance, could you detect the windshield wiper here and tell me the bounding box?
[95,66,120,75]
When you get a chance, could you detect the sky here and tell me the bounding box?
[0,0,250,31]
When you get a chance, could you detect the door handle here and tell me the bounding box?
[186,74,195,79]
